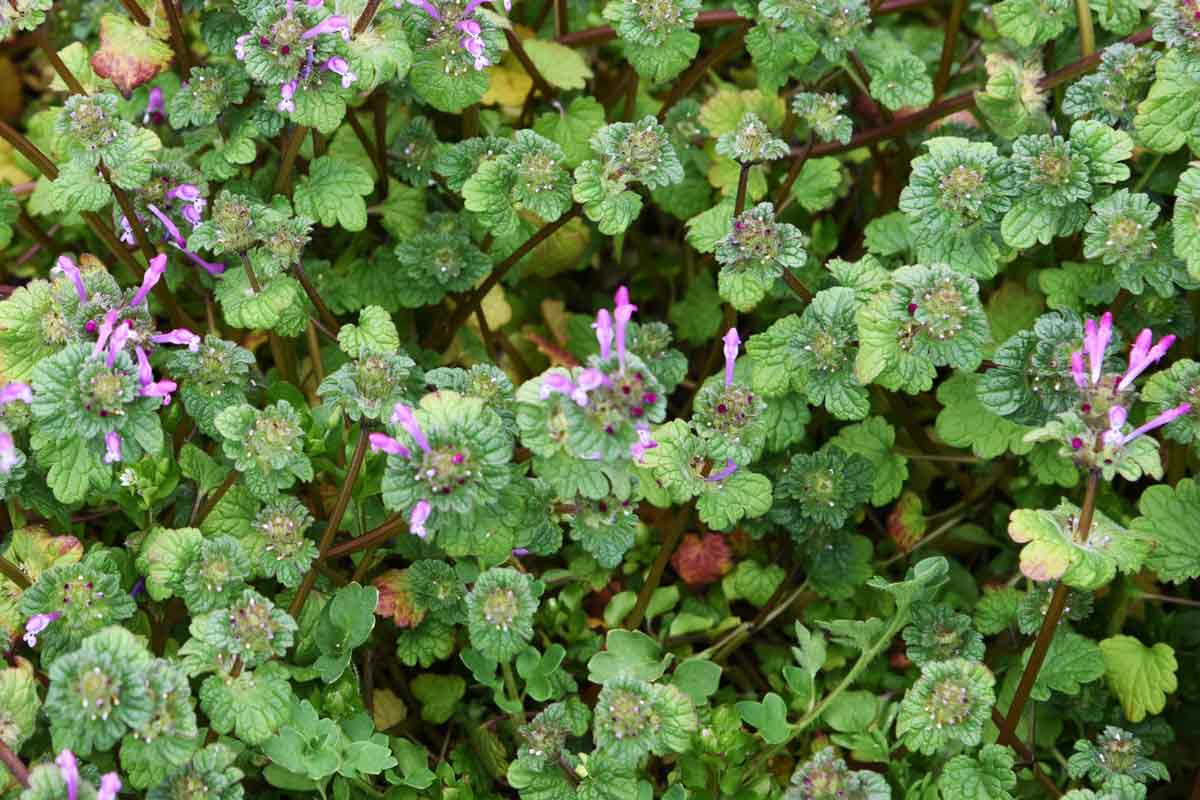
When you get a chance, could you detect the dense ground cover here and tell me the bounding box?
[1,0,1200,796]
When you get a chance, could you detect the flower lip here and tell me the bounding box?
[53,255,88,304]
[391,403,432,452]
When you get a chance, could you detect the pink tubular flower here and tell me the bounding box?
[404,0,442,18]
[53,255,88,304]
[119,215,138,246]
[151,329,201,351]
[135,346,177,405]
[166,183,206,226]
[98,773,121,800]
[104,431,123,464]
[0,432,17,473]
[92,309,121,358]
[56,750,79,800]
[176,245,226,275]
[278,80,298,113]
[1114,403,1192,448]
[302,15,351,40]
[539,373,585,406]
[1070,349,1087,389]
[369,432,412,458]
[613,287,637,374]
[322,56,357,88]
[1102,405,1128,448]
[22,611,60,647]
[390,403,431,453]
[722,327,741,387]
[143,86,165,124]
[234,33,251,60]
[705,458,739,482]
[630,428,657,463]
[0,383,32,406]
[130,253,167,307]
[147,203,185,247]
[1083,312,1113,385]
[107,322,133,367]
[409,500,431,538]
[593,309,614,360]
[1117,329,1176,392]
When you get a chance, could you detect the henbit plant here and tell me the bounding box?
[1,0,1199,796]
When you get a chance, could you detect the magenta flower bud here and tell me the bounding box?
[151,329,201,351]
[0,382,32,406]
[409,500,431,538]
[22,611,60,647]
[406,0,442,18]
[56,750,80,800]
[107,322,132,367]
[593,309,614,360]
[457,18,481,35]
[630,428,657,463]
[278,80,298,113]
[613,290,637,374]
[1117,330,1177,392]
[147,203,185,247]
[512,547,529,557]
[390,404,431,453]
[98,773,121,800]
[92,309,121,358]
[322,56,358,88]
[130,253,167,308]
[0,431,17,473]
[53,255,88,304]
[302,15,351,40]
[143,86,165,124]
[1118,403,1192,447]
[167,184,206,227]
[722,327,741,387]
[369,432,412,458]
[705,458,739,482]
[104,431,123,464]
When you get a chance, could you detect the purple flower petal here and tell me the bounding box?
[390,403,431,453]
[131,253,167,308]
[369,432,412,458]
[104,431,123,464]
[0,382,32,406]
[22,611,60,647]
[56,750,79,800]
[722,327,741,387]
[409,500,431,538]
[53,255,88,304]
[151,329,201,351]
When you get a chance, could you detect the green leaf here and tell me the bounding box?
[1009,502,1144,589]
[936,372,1034,459]
[1027,630,1105,701]
[410,673,466,723]
[338,306,400,359]
[866,50,933,111]
[696,468,772,531]
[523,40,593,90]
[293,156,374,232]
[671,659,722,705]
[722,560,785,607]
[830,417,907,506]
[1099,636,1178,722]
[789,157,842,212]
[1134,50,1200,154]
[1130,478,1200,583]
[938,745,1017,800]
[587,629,672,684]
[736,692,791,744]
[533,97,606,169]
[199,664,293,745]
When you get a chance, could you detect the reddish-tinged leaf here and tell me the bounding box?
[887,491,927,552]
[671,533,733,586]
[373,569,426,629]
[90,14,173,96]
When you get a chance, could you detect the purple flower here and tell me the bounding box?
[369,432,412,458]
[22,611,59,647]
[593,309,614,360]
[130,578,145,598]
[1102,405,1128,448]
[539,373,585,406]
[613,286,637,374]
[104,431,123,464]
[722,327,741,387]
[98,773,121,800]
[1111,403,1192,448]
[278,80,298,113]
[0,382,32,406]
[119,215,138,246]
[166,183,206,227]
[56,750,79,800]
[106,322,133,368]
[147,203,186,247]
[92,309,121,358]
[511,547,529,557]
[630,428,657,463]
[404,0,442,18]
[577,367,609,392]
[53,255,88,304]
[235,33,251,60]
[705,458,738,482]
[409,500,431,538]
[302,15,351,40]
[391,403,431,453]
[1083,311,1113,386]
[176,245,226,275]
[1117,329,1176,392]
[130,253,167,308]
[143,86,165,124]
[0,431,18,473]
[136,346,177,405]
[151,329,202,351]
[322,56,357,88]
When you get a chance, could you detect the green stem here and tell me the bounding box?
[501,662,525,728]
[623,506,690,630]
[1132,153,1164,193]
[190,469,238,527]
[733,162,752,217]
[1075,0,1095,56]
[0,556,30,589]
[745,603,913,776]
[998,469,1100,743]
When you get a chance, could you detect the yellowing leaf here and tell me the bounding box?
[482,56,532,108]
[523,40,593,90]
[1100,635,1178,722]
[90,14,173,96]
